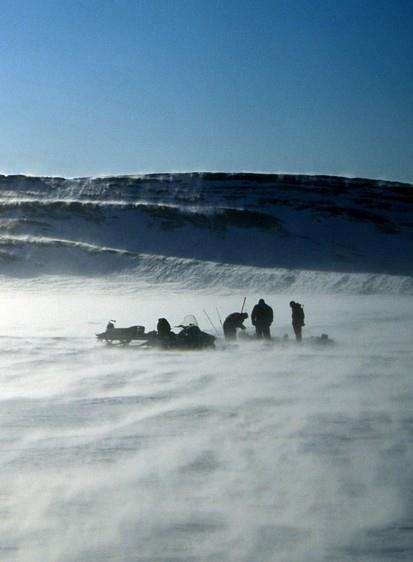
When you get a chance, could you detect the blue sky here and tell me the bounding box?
[0,0,412,181]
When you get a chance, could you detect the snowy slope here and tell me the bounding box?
[0,172,412,292]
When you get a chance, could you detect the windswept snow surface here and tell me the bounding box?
[1,173,412,561]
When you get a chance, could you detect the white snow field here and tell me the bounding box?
[0,280,412,562]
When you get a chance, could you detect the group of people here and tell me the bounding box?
[102,299,305,348]
[222,299,305,342]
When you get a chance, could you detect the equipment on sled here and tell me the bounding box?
[96,324,146,344]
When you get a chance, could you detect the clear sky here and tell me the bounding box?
[0,0,412,182]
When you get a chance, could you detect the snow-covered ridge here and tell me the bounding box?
[0,172,412,291]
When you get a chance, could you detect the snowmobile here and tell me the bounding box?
[151,323,216,350]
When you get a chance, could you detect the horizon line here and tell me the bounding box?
[0,169,411,185]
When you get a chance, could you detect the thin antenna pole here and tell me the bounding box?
[241,297,247,313]
[216,308,224,335]
[203,310,219,335]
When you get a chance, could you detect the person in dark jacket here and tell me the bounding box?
[290,301,305,341]
[251,299,273,339]
[157,318,172,338]
[223,312,248,340]
[156,318,177,348]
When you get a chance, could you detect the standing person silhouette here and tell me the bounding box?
[251,299,273,339]
[290,301,305,341]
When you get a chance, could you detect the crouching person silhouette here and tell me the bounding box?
[223,312,248,341]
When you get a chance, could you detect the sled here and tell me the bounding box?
[96,325,147,344]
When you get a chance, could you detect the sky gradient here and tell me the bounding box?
[0,0,412,182]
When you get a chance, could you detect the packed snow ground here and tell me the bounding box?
[0,280,412,562]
